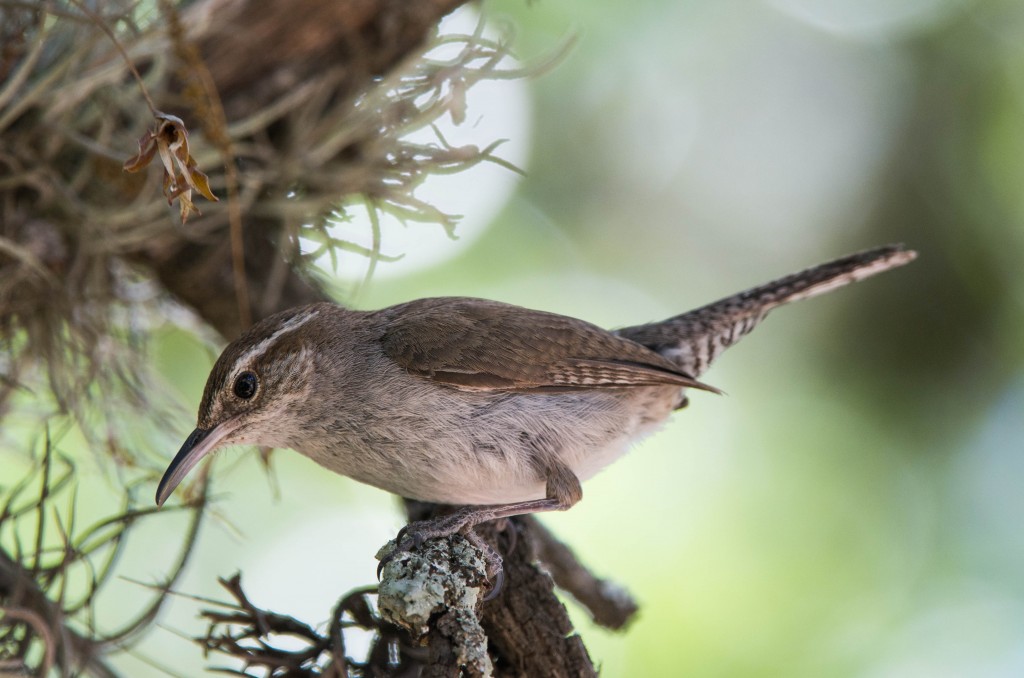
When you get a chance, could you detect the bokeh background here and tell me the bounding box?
[11,0,1024,675]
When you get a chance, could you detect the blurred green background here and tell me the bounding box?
[36,0,1024,675]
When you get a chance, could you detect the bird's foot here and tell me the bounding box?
[377,507,507,600]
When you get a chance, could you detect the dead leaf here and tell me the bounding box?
[123,112,218,223]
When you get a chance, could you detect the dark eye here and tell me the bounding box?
[233,371,258,399]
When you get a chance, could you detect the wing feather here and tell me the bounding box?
[376,298,719,393]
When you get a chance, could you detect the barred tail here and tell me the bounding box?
[616,244,917,378]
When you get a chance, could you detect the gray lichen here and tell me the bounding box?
[377,536,494,677]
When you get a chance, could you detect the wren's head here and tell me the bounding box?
[156,304,328,505]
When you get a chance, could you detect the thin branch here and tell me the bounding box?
[160,0,251,329]
[0,606,56,675]
[65,0,158,115]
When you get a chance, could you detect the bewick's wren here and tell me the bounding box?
[157,245,915,577]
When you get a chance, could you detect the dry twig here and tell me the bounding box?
[0,431,207,675]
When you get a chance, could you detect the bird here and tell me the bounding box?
[156,244,916,581]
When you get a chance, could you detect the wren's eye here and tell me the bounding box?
[233,371,258,400]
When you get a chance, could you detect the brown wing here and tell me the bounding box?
[376,297,719,393]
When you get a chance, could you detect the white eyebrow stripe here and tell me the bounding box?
[233,307,322,371]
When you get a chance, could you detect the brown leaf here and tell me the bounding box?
[122,131,158,172]
[189,166,217,201]
[123,111,219,223]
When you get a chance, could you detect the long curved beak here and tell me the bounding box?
[156,422,235,506]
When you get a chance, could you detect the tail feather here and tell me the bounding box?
[616,245,917,378]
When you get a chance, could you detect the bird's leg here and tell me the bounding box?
[379,463,583,599]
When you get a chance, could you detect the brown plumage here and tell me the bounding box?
[378,297,720,393]
[156,245,916,581]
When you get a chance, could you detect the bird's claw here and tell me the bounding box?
[375,529,422,580]
[482,565,504,601]
[376,519,506,600]
[375,552,390,580]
